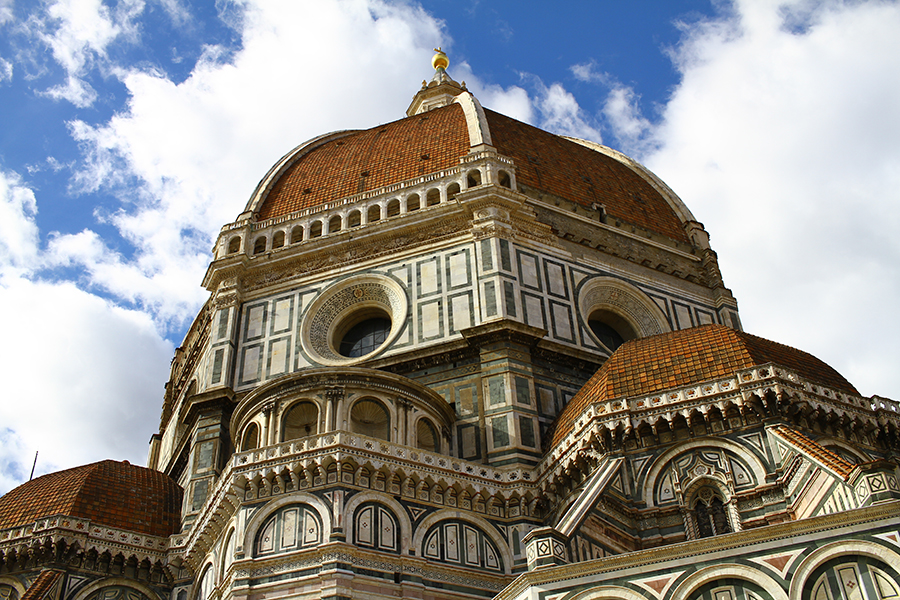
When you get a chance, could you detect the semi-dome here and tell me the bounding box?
[0,460,182,537]
[248,100,693,244]
[550,323,858,446]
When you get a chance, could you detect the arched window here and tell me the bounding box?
[416,419,437,452]
[447,182,461,200]
[282,401,318,441]
[407,194,420,212]
[252,237,267,255]
[272,231,285,249]
[426,189,441,206]
[587,309,636,352]
[466,169,482,188]
[309,221,323,238]
[328,215,342,233]
[254,504,322,556]
[227,237,241,254]
[290,225,304,244]
[199,566,214,600]
[368,204,381,222]
[220,529,235,579]
[347,210,361,227]
[691,490,732,538]
[350,399,390,441]
[354,503,399,553]
[498,170,511,188]
[241,422,260,451]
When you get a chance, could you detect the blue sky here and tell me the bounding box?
[1,0,899,493]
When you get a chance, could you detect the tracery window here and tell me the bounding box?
[691,489,732,538]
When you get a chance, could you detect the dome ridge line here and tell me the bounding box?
[243,130,360,218]
[453,92,493,148]
[561,136,697,225]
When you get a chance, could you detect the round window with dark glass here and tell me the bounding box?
[339,316,391,358]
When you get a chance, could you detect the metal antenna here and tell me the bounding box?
[29,451,38,481]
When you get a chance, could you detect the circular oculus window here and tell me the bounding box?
[300,274,408,366]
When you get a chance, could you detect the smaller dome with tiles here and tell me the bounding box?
[550,324,858,446]
[0,460,182,537]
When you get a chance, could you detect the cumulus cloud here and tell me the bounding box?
[644,0,900,398]
[59,0,530,326]
[0,276,172,494]
[0,167,173,494]
[0,168,40,278]
[529,77,602,142]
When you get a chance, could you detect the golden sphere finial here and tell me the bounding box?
[432,47,449,71]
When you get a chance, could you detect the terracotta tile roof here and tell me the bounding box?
[254,102,691,244]
[0,460,182,537]
[21,570,61,600]
[257,103,470,220]
[770,425,855,479]
[484,109,690,243]
[550,324,857,447]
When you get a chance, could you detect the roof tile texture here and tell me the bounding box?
[254,101,690,243]
[257,104,470,220]
[21,571,61,600]
[551,324,857,446]
[771,425,855,479]
[484,109,689,242]
[0,460,182,537]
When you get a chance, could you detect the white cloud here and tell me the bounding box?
[0,276,172,495]
[0,0,13,25]
[21,0,144,106]
[0,168,40,278]
[644,0,900,399]
[60,0,530,326]
[532,79,602,142]
[0,57,11,83]
[602,85,654,156]
[0,168,173,494]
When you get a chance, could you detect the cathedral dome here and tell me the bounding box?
[550,323,858,446]
[0,460,182,537]
[248,100,693,244]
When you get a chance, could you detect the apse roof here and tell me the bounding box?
[0,460,182,537]
[252,100,691,243]
[550,324,858,447]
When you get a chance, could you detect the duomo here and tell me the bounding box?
[2,50,899,600]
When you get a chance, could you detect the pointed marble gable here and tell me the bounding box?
[64,575,88,599]
[632,571,685,600]
[738,432,767,456]
[610,472,625,496]
[631,455,652,482]
[570,268,590,291]
[875,531,900,548]
[748,548,806,579]
[407,506,428,521]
